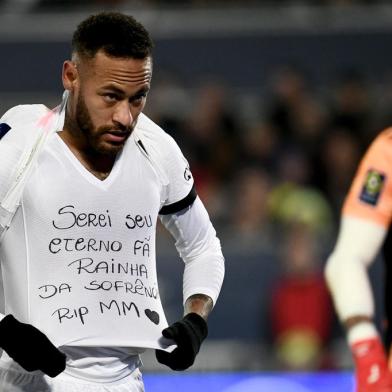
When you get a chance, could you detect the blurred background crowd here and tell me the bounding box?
[1,0,392,374]
[0,0,392,11]
[0,0,390,11]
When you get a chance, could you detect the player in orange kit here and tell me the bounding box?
[325,128,392,391]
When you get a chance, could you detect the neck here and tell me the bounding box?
[58,128,116,180]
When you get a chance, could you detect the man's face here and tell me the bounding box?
[65,50,152,156]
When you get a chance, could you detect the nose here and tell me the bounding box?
[112,101,133,128]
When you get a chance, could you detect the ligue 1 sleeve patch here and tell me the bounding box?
[359,169,386,206]
[0,123,11,140]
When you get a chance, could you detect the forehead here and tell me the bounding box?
[81,51,152,89]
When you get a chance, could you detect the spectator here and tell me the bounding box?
[270,225,334,370]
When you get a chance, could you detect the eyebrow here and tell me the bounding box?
[100,85,150,99]
[132,87,150,97]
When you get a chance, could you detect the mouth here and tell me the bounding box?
[103,130,131,144]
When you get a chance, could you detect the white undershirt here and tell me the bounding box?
[325,215,387,321]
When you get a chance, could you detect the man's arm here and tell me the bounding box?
[325,216,385,329]
[184,293,213,321]
[325,216,392,391]
[160,196,225,309]
[156,196,224,370]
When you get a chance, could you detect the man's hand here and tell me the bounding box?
[155,313,208,371]
[0,315,66,377]
[351,337,392,392]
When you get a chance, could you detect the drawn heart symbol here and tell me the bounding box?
[145,309,160,325]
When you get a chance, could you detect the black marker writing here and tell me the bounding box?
[52,205,112,230]
[49,238,122,254]
[134,239,150,257]
[99,299,140,318]
[125,214,152,230]
[68,258,148,278]
[38,283,72,299]
[84,279,158,298]
[51,306,89,325]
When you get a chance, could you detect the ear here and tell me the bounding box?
[62,60,79,92]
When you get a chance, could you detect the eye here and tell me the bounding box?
[103,93,120,103]
[131,93,147,106]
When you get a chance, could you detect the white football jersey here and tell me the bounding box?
[0,111,195,348]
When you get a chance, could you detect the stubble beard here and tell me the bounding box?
[68,93,132,157]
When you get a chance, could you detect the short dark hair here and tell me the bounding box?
[72,12,153,60]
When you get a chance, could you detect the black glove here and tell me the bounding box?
[0,314,66,377]
[155,313,208,371]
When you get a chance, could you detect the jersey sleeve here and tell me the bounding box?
[343,128,392,227]
[133,113,197,215]
[159,197,225,305]
[0,106,25,142]
[158,135,196,215]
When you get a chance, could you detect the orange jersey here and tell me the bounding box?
[343,128,392,228]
